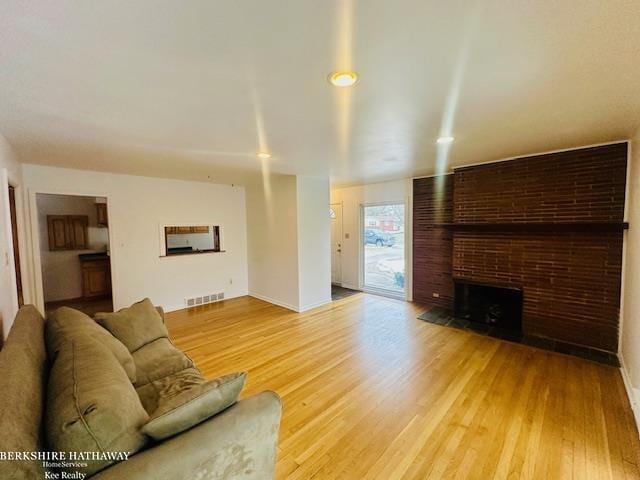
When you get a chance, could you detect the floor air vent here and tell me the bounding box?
[185,291,225,308]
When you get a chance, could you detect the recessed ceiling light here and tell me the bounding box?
[329,71,358,87]
[257,152,272,159]
[437,136,455,144]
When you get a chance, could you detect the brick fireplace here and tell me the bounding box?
[413,143,628,352]
[453,280,523,332]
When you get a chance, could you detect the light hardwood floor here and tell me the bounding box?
[166,293,640,479]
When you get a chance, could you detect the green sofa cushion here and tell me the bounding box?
[95,298,168,352]
[45,337,149,476]
[0,305,47,480]
[46,306,137,383]
[142,372,246,440]
[131,337,194,388]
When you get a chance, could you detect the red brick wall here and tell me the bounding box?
[413,143,628,352]
[412,175,454,308]
[453,144,627,223]
[453,231,623,351]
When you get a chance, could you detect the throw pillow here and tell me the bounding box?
[142,372,246,440]
[95,298,168,352]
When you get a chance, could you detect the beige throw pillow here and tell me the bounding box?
[142,372,246,440]
[95,298,168,352]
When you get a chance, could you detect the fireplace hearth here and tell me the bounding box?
[416,279,619,366]
[454,280,522,331]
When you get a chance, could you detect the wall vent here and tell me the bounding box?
[185,291,225,308]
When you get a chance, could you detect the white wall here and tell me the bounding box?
[23,165,248,313]
[36,194,110,302]
[621,128,640,425]
[297,176,331,311]
[246,174,331,312]
[246,175,300,310]
[330,179,413,299]
[0,134,24,340]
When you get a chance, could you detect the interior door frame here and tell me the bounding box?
[27,189,116,314]
[330,202,343,285]
[1,168,27,331]
[8,185,23,307]
[359,200,409,300]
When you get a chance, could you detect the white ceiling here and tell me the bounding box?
[1,1,640,186]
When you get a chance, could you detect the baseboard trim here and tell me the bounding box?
[361,286,406,301]
[620,356,640,436]
[163,292,246,314]
[248,294,332,313]
[248,293,299,312]
[298,298,332,313]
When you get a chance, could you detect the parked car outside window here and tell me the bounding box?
[364,229,396,247]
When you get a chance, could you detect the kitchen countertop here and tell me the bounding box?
[78,252,110,261]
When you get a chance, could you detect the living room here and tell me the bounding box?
[2,2,640,479]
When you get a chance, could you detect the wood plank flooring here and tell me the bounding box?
[45,296,113,317]
[166,293,640,479]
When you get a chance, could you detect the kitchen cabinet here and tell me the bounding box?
[165,226,210,234]
[47,215,89,251]
[81,257,111,298]
[96,203,108,227]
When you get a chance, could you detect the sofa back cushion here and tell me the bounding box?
[95,298,168,352]
[45,337,149,476]
[46,307,136,382]
[132,338,194,386]
[0,306,47,480]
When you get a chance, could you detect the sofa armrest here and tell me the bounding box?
[91,391,282,480]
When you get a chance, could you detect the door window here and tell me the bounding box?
[362,204,405,294]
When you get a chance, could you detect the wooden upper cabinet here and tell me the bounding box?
[47,215,70,250]
[68,216,89,249]
[96,204,108,227]
[166,226,209,234]
[164,226,211,235]
[47,215,89,251]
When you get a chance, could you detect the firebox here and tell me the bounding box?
[454,280,522,331]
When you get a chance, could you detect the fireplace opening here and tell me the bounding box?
[454,280,522,331]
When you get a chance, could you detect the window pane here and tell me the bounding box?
[164,225,220,256]
[363,204,405,293]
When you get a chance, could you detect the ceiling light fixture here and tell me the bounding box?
[257,152,272,159]
[437,136,455,144]
[329,71,359,87]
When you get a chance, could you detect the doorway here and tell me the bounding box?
[35,193,113,317]
[8,186,23,307]
[361,203,406,297]
[330,203,343,284]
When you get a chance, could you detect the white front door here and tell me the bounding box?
[330,203,342,284]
